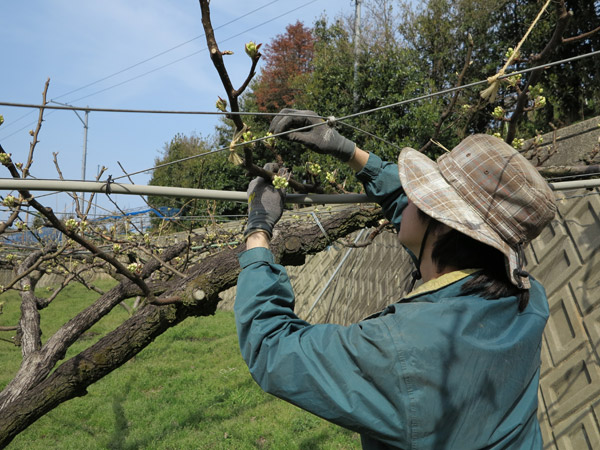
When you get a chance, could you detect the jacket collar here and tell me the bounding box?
[404,268,481,300]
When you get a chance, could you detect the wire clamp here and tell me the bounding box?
[326,116,337,127]
[104,175,114,195]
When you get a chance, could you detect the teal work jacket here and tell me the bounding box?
[235,153,549,449]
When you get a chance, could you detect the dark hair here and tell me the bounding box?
[418,210,530,311]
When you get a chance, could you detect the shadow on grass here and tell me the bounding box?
[107,376,135,450]
[116,377,276,449]
[298,430,334,449]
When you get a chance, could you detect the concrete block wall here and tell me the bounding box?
[526,187,600,449]
[219,227,417,320]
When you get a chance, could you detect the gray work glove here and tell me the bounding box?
[244,163,286,241]
[268,109,356,162]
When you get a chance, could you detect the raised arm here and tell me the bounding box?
[269,109,407,229]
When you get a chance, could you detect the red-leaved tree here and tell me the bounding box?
[253,21,315,112]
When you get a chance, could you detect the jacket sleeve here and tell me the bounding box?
[356,152,408,231]
[235,247,410,447]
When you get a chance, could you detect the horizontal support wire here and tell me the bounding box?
[1,49,599,200]
[110,48,600,180]
[3,48,599,117]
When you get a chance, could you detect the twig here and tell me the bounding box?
[343,220,391,248]
[0,326,18,332]
[3,244,65,292]
[198,0,318,195]
[136,246,186,278]
[117,161,154,209]
[22,78,50,178]
[506,1,571,143]
[421,34,474,153]
[562,24,600,44]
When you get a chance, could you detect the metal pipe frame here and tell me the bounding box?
[1,178,599,204]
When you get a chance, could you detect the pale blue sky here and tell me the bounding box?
[0,0,356,217]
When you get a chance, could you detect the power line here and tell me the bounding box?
[67,0,320,105]
[335,49,600,122]
[112,49,600,180]
[2,49,599,189]
[3,50,598,118]
[0,0,315,139]
[50,0,284,102]
[339,122,404,151]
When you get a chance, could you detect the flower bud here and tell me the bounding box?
[245,41,261,59]
[272,175,289,190]
[512,138,524,150]
[2,195,16,207]
[492,106,504,120]
[534,96,546,109]
[264,132,276,148]
[0,153,12,165]
[216,96,228,112]
[307,162,321,175]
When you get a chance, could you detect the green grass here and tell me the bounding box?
[0,284,360,449]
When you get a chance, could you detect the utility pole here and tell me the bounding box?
[81,108,89,212]
[50,101,90,212]
[353,0,362,111]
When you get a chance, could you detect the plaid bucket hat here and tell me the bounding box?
[398,134,557,289]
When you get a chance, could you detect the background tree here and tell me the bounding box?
[252,21,315,112]
[148,133,248,226]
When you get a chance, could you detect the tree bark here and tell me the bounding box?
[0,205,382,447]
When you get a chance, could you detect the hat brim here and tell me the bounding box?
[398,147,528,289]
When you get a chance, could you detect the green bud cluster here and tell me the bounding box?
[264,132,276,148]
[492,106,505,120]
[245,41,261,59]
[512,138,525,149]
[506,74,522,87]
[272,175,289,190]
[216,97,228,112]
[307,162,321,175]
[2,195,16,207]
[65,218,79,231]
[505,47,520,60]
[0,153,12,165]
[127,262,142,274]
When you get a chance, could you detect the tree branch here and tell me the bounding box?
[421,34,474,153]
[506,1,571,143]
[0,205,382,447]
[562,24,600,44]
[3,244,64,293]
[22,79,50,179]
[197,0,316,195]
[15,249,46,357]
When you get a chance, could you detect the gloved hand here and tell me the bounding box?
[244,163,286,241]
[268,109,356,162]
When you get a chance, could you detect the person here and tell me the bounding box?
[234,109,557,449]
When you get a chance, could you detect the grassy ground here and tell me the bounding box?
[0,283,360,449]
